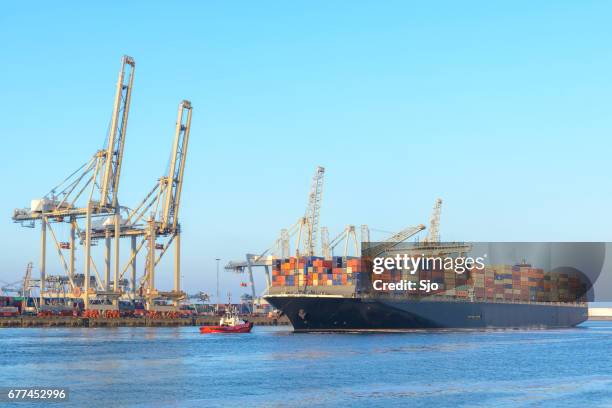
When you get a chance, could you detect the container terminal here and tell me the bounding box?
[1,56,593,330]
[4,55,286,328]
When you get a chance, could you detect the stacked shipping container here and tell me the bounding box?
[271,256,365,287]
[461,264,585,302]
[271,257,586,303]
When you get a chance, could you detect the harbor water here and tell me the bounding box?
[1,321,612,407]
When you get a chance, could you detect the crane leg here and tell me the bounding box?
[246,255,256,313]
[69,219,75,282]
[352,229,358,257]
[174,233,180,306]
[131,236,136,303]
[84,203,91,309]
[146,218,156,309]
[264,265,271,290]
[105,229,111,290]
[40,217,46,306]
[249,269,256,314]
[114,211,120,299]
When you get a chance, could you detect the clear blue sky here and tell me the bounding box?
[1,2,611,300]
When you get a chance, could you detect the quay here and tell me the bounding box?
[0,315,290,328]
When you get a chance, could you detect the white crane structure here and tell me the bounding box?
[225,166,326,309]
[12,55,135,309]
[321,226,330,259]
[360,224,370,245]
[21,262,40,313]
[424,198,442,244]
[366,224,427,258]
[299,166,325,257]
[323,225,359,259]
[86,100,193,311]
[415,197,471,255]
[12,56,194,312]
[0,280,22,296]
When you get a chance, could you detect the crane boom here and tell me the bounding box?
[161,100,192,231]
[368,224,426,257]
[383,224,426,244]
[424,198,442,243]
[304,166,325,256]
[12,55,136,224]
[100,55,135,208]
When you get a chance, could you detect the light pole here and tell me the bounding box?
[215,258,220,313]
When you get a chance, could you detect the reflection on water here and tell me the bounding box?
[0,322,611,408]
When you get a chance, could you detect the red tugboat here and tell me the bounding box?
[200,313,253,334]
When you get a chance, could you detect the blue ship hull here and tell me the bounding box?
[264,295,588,332]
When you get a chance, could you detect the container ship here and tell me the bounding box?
[264,255,589,332]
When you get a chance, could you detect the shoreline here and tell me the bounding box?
[0,315,290,328]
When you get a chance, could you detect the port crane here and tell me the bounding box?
[12,55,135,309]
[224,166,326,309]
[21,262,40,313]
[299,166,325,257]
[223,235,284,308]
[85,100,193,311]
[321,225,360,259]
[423,198,442,244]
[360,224,370,246]
[321,226,330,259]
[321,224,370,258]
[415,198,472,256]
[76,100,192,311]
[0,280,22,296]
[136,99,192,310]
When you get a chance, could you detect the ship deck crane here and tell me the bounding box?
[11,56,135,309]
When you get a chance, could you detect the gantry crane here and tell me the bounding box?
[321,226,330,259]
[85,100,193,311]
[321,225,360,259]
[21,262,40,313]
[321,224,369,259]
[223,235,283,310]
[224,166,326,309]
[424,198,442,244]
[12,55,135,309]
[0,280,22,296]
[416,197,471,255]
[300,166,325,257]
[140,99,192,309]
[360,224,370,245]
